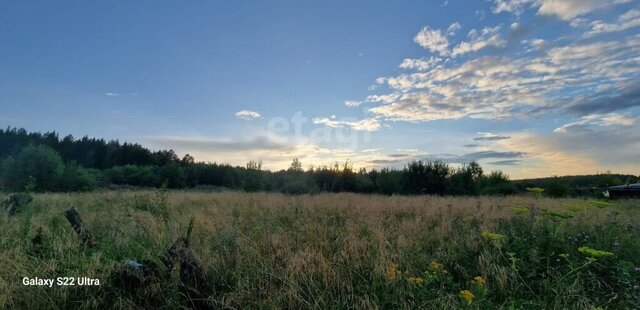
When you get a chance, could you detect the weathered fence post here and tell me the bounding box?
[64,207,98,247]
[163,218,210,309]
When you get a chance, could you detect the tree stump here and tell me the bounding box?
[165,234,210,309]
[164,238,211,309]
[64,207,98,247]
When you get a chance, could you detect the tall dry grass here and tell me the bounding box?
[0,191,638,308]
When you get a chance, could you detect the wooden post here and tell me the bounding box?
[163,219,210,309]
[64,207,98,247]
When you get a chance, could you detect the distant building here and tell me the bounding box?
[606,183,640,199]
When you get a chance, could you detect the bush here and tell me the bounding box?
[0,144,64,191]
[122,165,161,186]
[545,179,572,197]
[480,171,516,195]
[59,164,97,191]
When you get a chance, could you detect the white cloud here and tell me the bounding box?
[235,110,262,120]
[586,9,640,37]
[451,26,506,57]
[601,113,637,126]
[554,113,637,132]
[570,17,589,28]
[446,22,462,36]
[414,26,451,56]
[492,0,533,15]
[538,0,632,21]
[344,100,363,107]
[312,117,382,131]
[368,92,469,122]
[474,132,511,141]
[525,38,548,51]
[105,92,119,96]
[362,32,640,123]
[492,0,632,21]
[399,56,442,71]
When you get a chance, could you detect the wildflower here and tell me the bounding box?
[526,187,544,198]
[473,276,485,286]
[511,206,529,214]
[386,264,398,280]
[481,231,505,241]
[407,277,424,285]
[578,246,614,258]
[459,290,475,305]
[430,262,444,271]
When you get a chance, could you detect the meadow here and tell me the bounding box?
[1,190,639,309]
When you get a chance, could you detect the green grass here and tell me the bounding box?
[1,191,639,309]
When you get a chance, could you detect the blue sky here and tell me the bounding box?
[1,0,639,178]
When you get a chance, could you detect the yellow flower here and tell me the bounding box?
[510,206,529,214]
[386,264,398,280]
[430,262,444,270]
[407,277,424,285]
[473,276,485,286]
[459,290,475,304]
[526,187,545,194]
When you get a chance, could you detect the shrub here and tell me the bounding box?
[59,164,97,191]
[0,144,64,191]
[480,171,516,195]
[545,179,572,197]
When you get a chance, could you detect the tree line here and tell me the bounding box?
[1,127,633,196]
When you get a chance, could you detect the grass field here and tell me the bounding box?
[1,190,639,309]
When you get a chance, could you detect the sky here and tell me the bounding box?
[1,0,639,179]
